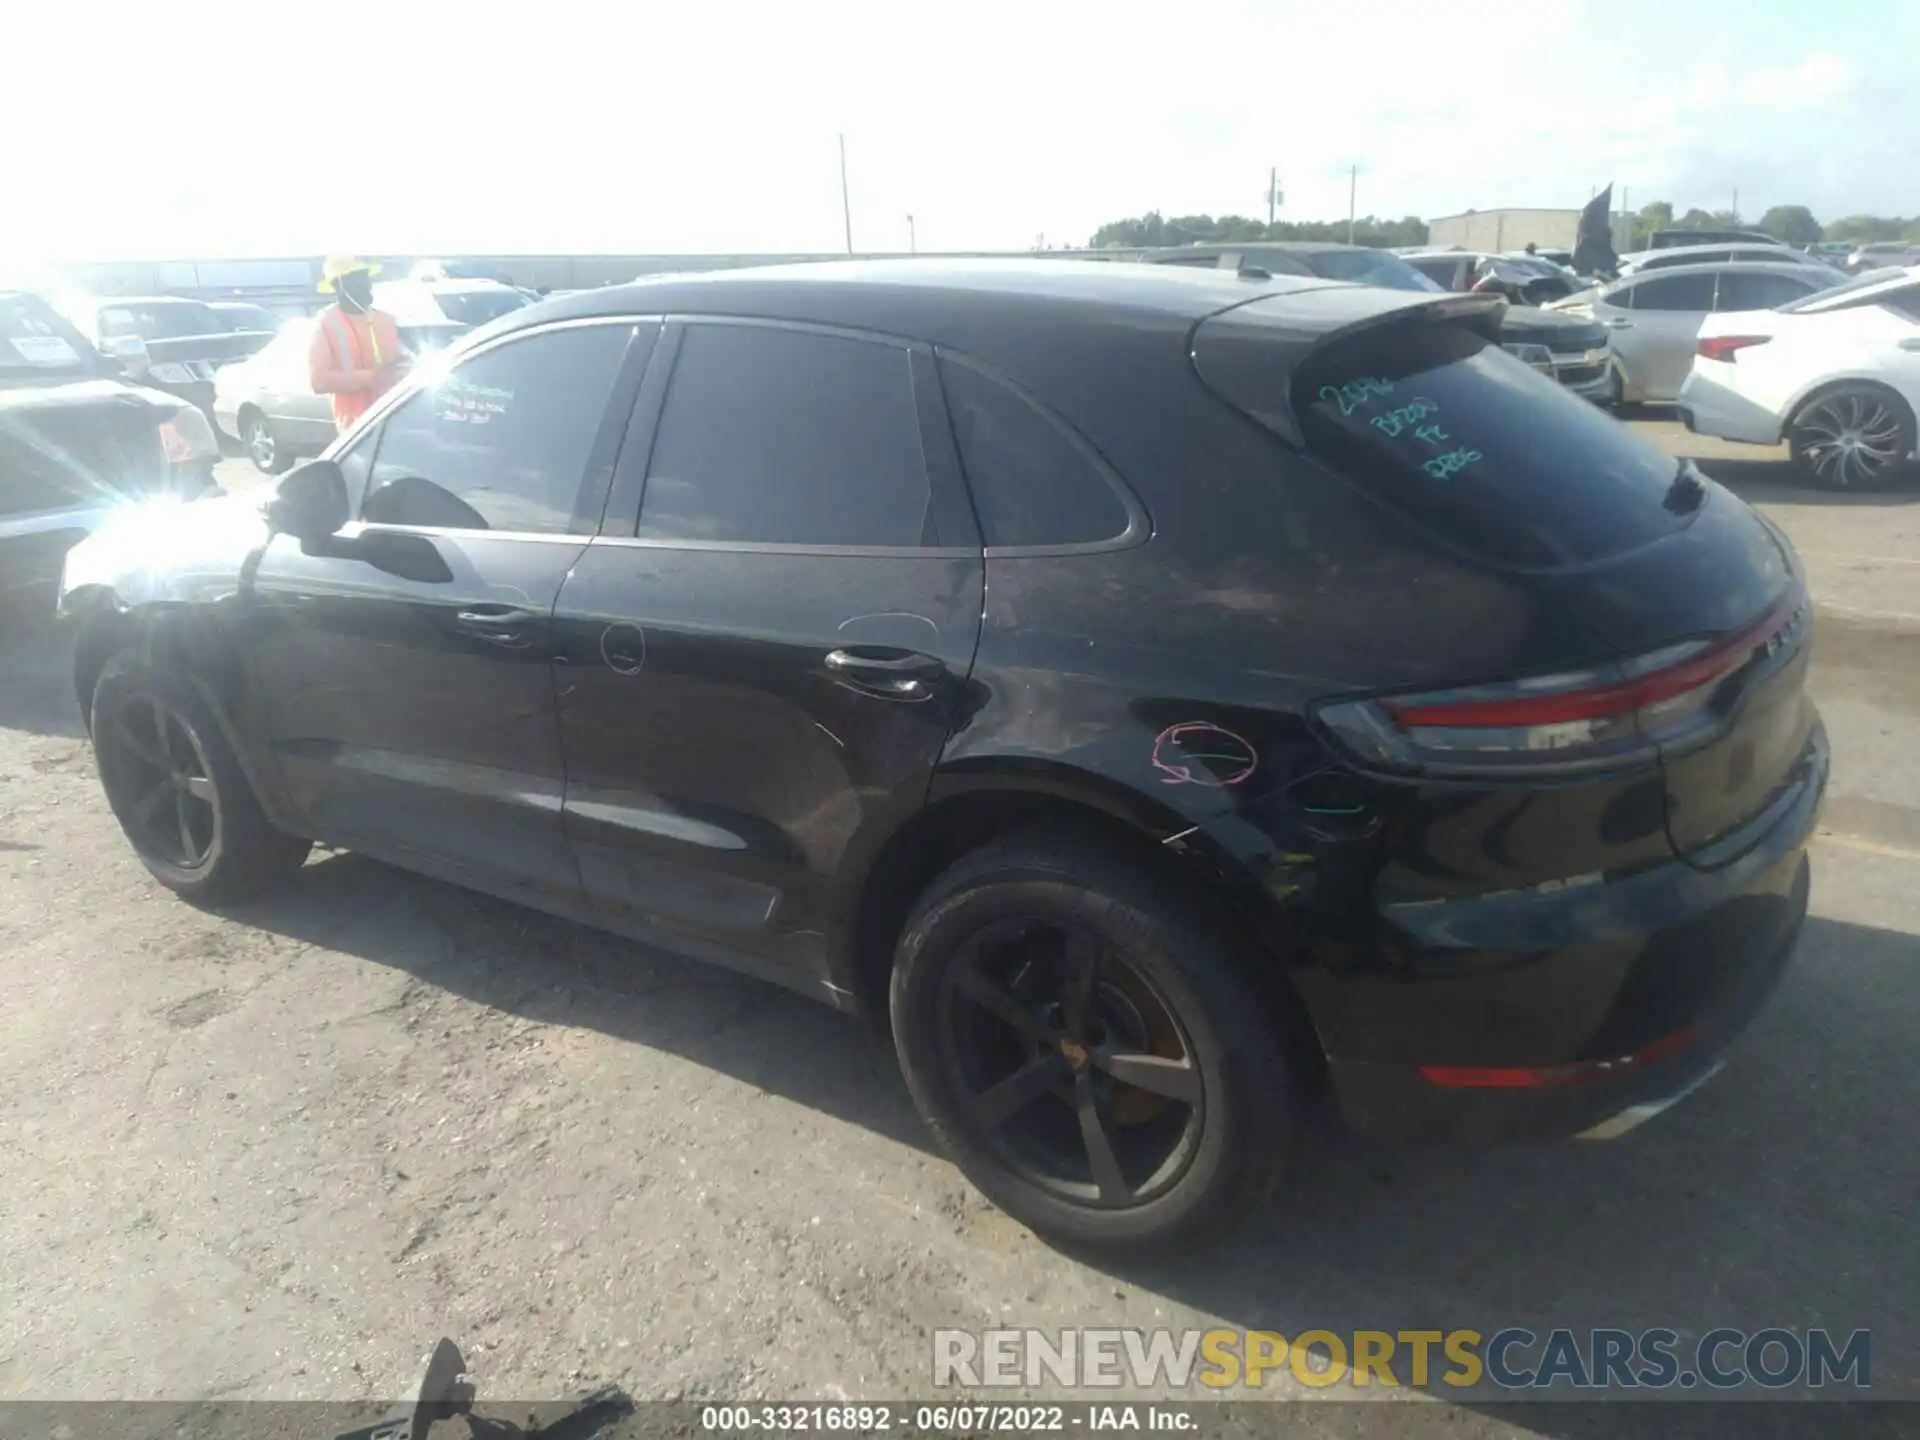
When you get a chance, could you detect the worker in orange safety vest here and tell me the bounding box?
[308,255,409,432]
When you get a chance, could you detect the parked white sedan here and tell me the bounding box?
[1549,262,1837,403]
[1678,266,1920,490]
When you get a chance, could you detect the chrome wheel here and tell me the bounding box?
[100,693,220,870]
[244,412,279,473]
[1792,390,1910,490]
[934,917,1204,1210]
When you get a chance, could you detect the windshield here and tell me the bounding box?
[1775,267,1906,312]
[1301,248,1445,293]
[1,293,99,375]
[431,290,530,325]
[98,300,227,340]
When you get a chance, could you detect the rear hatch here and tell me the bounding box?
[1192,290,1816,870]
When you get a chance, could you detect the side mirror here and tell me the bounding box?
[266,459,349,543]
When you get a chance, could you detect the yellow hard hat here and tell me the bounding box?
[318,255,381,293]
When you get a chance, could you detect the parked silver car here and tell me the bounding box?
[1548,261,1840,403]
[212,317,466,473]
[1617,242,1835,277]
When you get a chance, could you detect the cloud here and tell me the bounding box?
[1742,52,1853,110]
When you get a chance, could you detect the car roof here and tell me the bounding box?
[517,258,1343,331]
[1626,241,1811,262]
[496,259,1449,417]
[1611,260,1826,283]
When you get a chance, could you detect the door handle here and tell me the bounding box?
[1605,317,1634,329]
[825,647,947,698]
[1898,337,1920,352]
[455,606,537,646]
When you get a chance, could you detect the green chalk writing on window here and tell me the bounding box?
[1319,376,1394,416]
[1422,447,1483,480]
[1369,398,1439,437]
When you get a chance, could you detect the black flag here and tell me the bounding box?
[1573,184,1619,278]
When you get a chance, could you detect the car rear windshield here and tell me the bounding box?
[99,301,225,339]
[1,294,95,375]
[1294,320,1684,569]
[1774,267,1905,312]
[433,290,530,325]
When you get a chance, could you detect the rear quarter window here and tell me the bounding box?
[938,356,1134,549]
[1295,322,1683,569]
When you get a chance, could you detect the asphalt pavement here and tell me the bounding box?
[0,426,1912,1437]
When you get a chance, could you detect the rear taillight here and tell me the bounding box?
[1315,587,1807,777]
[1696,335,1771,363]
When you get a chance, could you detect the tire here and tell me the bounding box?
[241,407,293,475]
[889,828,1292,1253]
[90,650,310,905]
[1787,384,1916,492]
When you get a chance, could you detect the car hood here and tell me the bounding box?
[58,484,275,615]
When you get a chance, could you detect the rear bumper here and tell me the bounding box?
[1676,371,1784,446]
[1322,725,1825,1146]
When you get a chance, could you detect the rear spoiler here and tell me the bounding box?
[1190,288,1506,445]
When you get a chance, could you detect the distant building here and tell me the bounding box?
[1428,208,1634,253]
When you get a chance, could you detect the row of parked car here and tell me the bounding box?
[1138,234,1919,489]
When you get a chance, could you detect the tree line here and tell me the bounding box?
[1089,212,1430,250]
[1631,201,1919,247]
[1091,205,1920,251]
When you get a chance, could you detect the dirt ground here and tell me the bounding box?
[1,432,1915,1435]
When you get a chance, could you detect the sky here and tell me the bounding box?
[8,0,1918,266]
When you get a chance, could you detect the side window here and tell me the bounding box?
[361,323,631,534]
[637,324,931,547]
[1715,271,1822,312]
[1156,254,1229,269]
[938,357,1131,549]
[1408,257,1461,288]
[1626,273,1717,312]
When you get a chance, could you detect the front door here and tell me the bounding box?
[246,318,648,907]
[552,320,984,998]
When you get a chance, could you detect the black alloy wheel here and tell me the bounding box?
[99,691,221,871]
[891,830,1292,1252]
[1789,387,1915,491]
[89,650,311,903]
[936,917,1204,1209]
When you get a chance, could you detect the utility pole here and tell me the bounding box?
[1347,165,1358,245]
[838,133,853,255]
[1731,187,1739,225]
[906,214,916,254]
[1268,166,1277,227]
[1621,185,1630,252]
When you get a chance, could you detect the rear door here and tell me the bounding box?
[1610,271,1718,399]
[1713,269,1831,315]
[551,319,983,997]
[246,318,649,906]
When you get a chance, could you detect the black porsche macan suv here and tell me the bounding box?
[59,261,1825,1252]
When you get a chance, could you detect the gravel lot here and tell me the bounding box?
[1,427,1915,1434]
